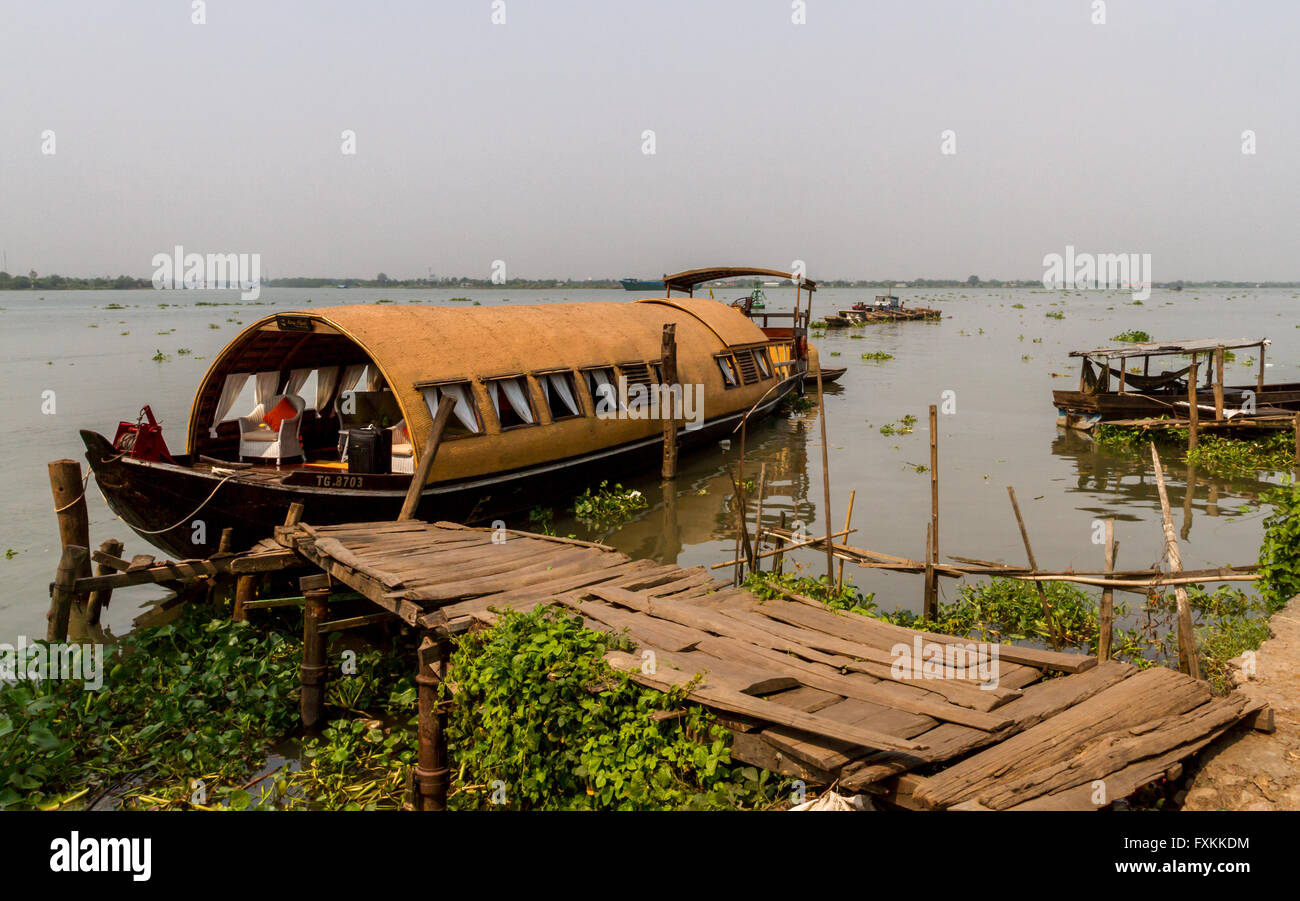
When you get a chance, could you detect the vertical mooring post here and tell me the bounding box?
[1007,486,1059,650]
[1186,356,1199,451]
[923,523,935,621]
[836,489,856,593]
[48,459,92,638]
[415,633,451,811]
[774,511,788,576]
[299,573,330,731]
[661,323,679,480]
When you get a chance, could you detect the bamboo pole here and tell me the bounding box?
[733,420,747,586]
[1187,356,1199,450]
[752,463,767,575]
[1258,343,1266,393]
[398,395,457,521]
[1149,443,1201,679]
[1098,519,1116,661]
[816,367,835,586]
[923,523,935,620]
[710,527,856,569]
[836,489,855,592]
[1006,486,1060,649]
[927,404,939,614]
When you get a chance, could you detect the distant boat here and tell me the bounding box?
[620,277,664,292]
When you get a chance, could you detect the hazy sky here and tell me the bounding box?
[2,0,1297,282]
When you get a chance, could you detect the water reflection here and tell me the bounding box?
[1050,427,1267,540]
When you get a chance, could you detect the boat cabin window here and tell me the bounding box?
[618,361,659,413]
[754,347,772,379]
[538,369,583,420]
[715,353,740,389]
[732,348,761,385]
[583,366,624,414]
[417,380,482,438]
[485,376,537,430]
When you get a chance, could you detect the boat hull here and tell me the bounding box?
[84,377,799,559]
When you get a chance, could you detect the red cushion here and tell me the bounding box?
[264,397,297,433]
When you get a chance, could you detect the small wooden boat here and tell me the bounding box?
[83,297,806,558]
[816,366,847,384]
[827,297,941,325]
[1053,337,1299,429]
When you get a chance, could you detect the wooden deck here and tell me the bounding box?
[272,519,1269,810]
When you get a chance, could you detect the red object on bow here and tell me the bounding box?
[112,405,175,464]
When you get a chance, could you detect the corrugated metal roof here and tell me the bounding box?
[1069,338,1269,358]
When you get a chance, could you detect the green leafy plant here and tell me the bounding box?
[1111,330,1152,343]
[572,481,648,525]
[443,607,786,810]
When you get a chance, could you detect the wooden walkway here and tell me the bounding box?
[272,519,1270,810]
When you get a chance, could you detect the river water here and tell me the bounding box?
[2,285,1294,641]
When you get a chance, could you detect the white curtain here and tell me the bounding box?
[588,369,625,411]
[254,371,279,407]
[337,364,368,413]
[366,365,384,390]
[210,372,249,437]
[545,373,579,416]
[285,368,312,398]
[492,378,534,424]
[314,366,340,412]
[421,383,480,434]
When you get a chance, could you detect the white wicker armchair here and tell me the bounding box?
[238,394,306,464]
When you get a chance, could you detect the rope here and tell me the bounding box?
[52,466,94,513]
[130,472,241,535]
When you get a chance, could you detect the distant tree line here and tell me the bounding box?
[0,271,152,290]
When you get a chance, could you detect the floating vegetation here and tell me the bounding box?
[448,297,472,302]
[208,323,220,329]
[3,549,15,560]
[151,349,171,363]
[1011,303,1025,309]
[1112,329,1152,343]
[777,393,816,415]
[572,481,648,525]
[177,348,192,356]
[860,351,894,362]
[1045,310,1065,320]
[104,303,126,310]
[879,414,917,436]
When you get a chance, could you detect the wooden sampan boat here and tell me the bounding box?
[82,298,806,558]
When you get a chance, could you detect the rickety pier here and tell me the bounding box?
[267,518,1272,810]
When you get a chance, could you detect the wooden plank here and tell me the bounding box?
[913,666,1212,808]
[606,651,928,754]
[728,731,836,786]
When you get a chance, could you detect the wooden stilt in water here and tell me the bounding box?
[660,323,679,480]
[923,523,935,621]
[1186,357,1199,451]
[927,404,939,614]
[836,489,855,593]
[815,368,835,587]
[233,575,255,622]
[752,463,767,575]
[299,574,330,730]
[86,538,125,627]
[48,545,88,642]
[1213,346,1224,421]
[1149,443,1202,680]
[415,633,451,811]
[1006,486,1059,649]
[1098,519,1116,661]
[398,396,457,521]
[774,511,788,576]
